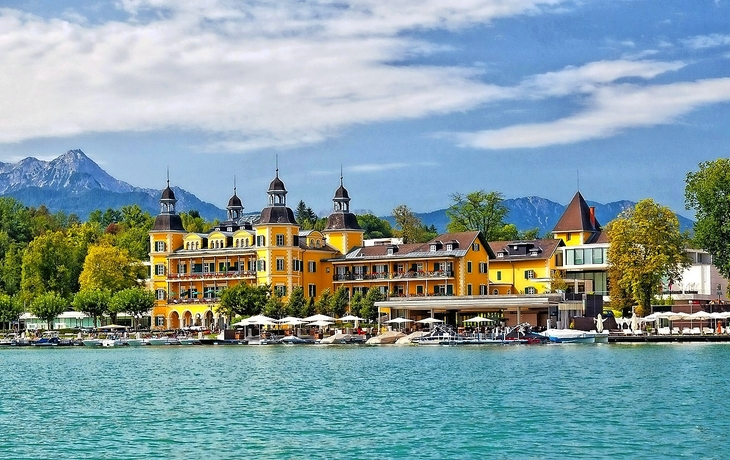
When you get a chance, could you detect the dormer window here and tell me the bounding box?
[430,244,437,252]
[446,243,453,251]
[497,252,504,258]
[387,245,398,255]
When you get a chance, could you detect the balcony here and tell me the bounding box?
[167,270,256,281]
[168,297,221,305]
[333,270,453,282]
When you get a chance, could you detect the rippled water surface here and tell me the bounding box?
[1,343,728,459]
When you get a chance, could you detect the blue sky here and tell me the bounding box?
[0,1,728,218]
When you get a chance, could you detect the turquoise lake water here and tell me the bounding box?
[1,343,728,459]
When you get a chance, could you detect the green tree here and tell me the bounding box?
[349,291,364,318]
[392,205,433,243]
[295,200,318,229]
[285,286,307,318]
[685,159,730,279]
[1,242,25,296]
[314,289,332,315]
[181,210,212,233]
[446,190,510,240]
[110,288,155,330]
[263,294,286,319]
[607,199,691,316]
[360,288,384,322]
[20,231,79,303]
[72,288,112,328]
[300,297,315,318]
[78,244,139,293]
[218,283,270,319]
[0,293,23,330]
[330,286,349,318]
[357,213,394,239]
[0,197,31,242]
[29,291,67,330]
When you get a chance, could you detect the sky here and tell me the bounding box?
[0,0,728,218]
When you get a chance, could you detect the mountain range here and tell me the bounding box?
[0,150,694,235]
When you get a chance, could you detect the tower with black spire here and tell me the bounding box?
[323,170,363,254]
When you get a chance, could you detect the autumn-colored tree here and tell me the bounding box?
[607,199,691,316]
[20,231,80,303]
[685,159,730,279]
[79,244,139,293]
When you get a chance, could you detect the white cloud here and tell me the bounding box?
[0,1,570,149]
[682,33,730,50]
[518,59,685,97]
[456,78,730,149]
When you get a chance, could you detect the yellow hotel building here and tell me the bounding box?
[148,167,511,329]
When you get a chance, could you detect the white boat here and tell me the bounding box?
[147,336,180,345]
[126,338,151,346]
[82,338,103,347]
[101,335,127,347]
[542,329,596,344]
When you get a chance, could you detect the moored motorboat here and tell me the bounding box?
[541,329,596,344]
[279,335,314,345]
[101,335,128,347]
[147,336,180,346]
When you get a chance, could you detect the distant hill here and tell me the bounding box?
[0,150,695,233]
[0,150,224,220]
[385,196,694,236]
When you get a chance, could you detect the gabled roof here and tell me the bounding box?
[552,191,601,233]
[488,239,564,262]
[334,231,494,261]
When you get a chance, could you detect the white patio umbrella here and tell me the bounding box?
[303,314,336,322]
[338,315,365,322]
[416,318,444,324]
[691,310,712,334]
[277,316,304,326]
[596,313,604,333]
[385,317,413,324]
[307,320,334,327]
[463,316,495,323]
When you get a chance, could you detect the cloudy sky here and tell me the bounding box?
[0,0,728,218]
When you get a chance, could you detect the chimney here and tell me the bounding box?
[589,207,596,229]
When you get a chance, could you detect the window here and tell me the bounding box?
[566,232,571,241]
[467,261,472,273]
[467,284,472,295]
[156,289,166,300]
[156,316,165,327]
[430,244,437,252]
[446,243,453,251]
[276,258,285,271]
[479,262,487,273]
[480,285,488,295]
[308,284,317,297]
[416,285,424,295]
[525,270,536,279]
[155,264,165,276]
[275,285,287,296]
[293,259,302,272]
[308,261,317,273]
[574,250,583,265]
[525,286,537,294]
[257,235,266,247]
[472,243,480,251]
[155,241,166,252]
[593,248,604,264]
[492,289,499,295]
[496,271,502,281]
[177,263,186,274]
[276,234,285,246]
[257,260,266,271]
